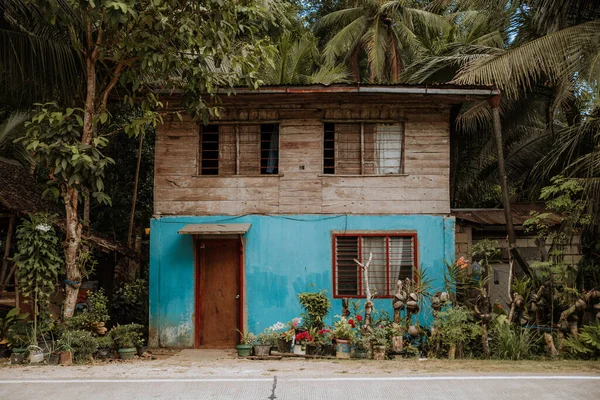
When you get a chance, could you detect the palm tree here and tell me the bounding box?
[316,0,449,83]
[261,32,351,85]
[0,0,82,108]
[0,111,33,167]
[452,0,600,221]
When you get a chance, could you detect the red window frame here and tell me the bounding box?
[332,232,418,299]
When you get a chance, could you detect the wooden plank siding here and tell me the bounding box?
[154,106,451,216]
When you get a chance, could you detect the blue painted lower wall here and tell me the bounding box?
[149,214,455,347]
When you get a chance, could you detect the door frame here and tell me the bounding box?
[194,235,244,348]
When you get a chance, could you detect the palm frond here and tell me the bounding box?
[323,15,368,64]
[452,20,600,97]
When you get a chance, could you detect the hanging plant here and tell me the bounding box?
[13,213,63,342]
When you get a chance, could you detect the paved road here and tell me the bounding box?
[1,375,599,400]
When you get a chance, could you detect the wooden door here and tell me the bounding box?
[196,239,240,348]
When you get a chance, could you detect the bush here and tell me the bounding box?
[435,306,481,358]
[109,324,144,349]
[563,324,600,359]
[298,290,331,331]
[112,279,148,326]
[59,330,98,363]
[66,289,110,334]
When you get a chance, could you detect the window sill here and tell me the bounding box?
[192,174,284,178]
[318,174,408,177]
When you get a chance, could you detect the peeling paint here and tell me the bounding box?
[150,214,455,347]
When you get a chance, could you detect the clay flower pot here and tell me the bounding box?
[372,345,386,360]
[253,345,271,356]
[59,351,73,365]
[335,339,351,359]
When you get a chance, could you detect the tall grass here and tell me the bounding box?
[491,323,538,360]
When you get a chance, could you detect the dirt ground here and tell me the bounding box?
[1,349,599,379]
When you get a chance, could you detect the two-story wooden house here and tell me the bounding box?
[149,84,498,348]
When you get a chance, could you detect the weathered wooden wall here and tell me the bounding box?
[154,102,451,216]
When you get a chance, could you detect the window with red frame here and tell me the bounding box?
[334,234,416,297]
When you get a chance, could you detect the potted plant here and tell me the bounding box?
[235,330,255,357]
[371,325,390,360]
[0,307,29,358]
[277,322,295,353]
[254,327,277,356]
[109,323,144,360]
[7,322,32,364]
[267,321,293,353]
[298,291,331,331]
[306,327,333,356]
[56,335,74,365]
[332,317,354,359]
[293,331,311,355]
[353,332,371,359]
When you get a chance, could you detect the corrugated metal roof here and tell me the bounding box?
[451,204,561,226]
[223,83,499,96]
[178,223,251,235]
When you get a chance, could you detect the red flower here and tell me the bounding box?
[348,319,355,328]
[380,325,384,329]
[357,315,363,322]
[319,329,330,334]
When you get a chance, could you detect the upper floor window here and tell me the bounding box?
[333,233,416,298]
[199,124,279,175]
[323,123,404,175]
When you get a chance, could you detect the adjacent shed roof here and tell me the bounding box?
[0,157,60,215]
[0,157,140,260]
[178,223,251,235]
[451,204,561,226]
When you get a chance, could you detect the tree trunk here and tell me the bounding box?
[481,323,489,357]
[61,18,97,319]
[544,333,558,358]
[62,186,83,319]
[448,343,456,360]
[488,95,516,246]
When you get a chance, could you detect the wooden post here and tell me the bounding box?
[354,252,373,330]
[128,133,144,248]
[488,95,516,245]
[0,215,16,297]
[359,122,364,175]
[235,124,240,175]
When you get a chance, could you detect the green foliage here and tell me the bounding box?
[256,328,279,346]
[471,240,500,263]
[109,323,145,349]
[563,324,600,359]
[6,321,33,348]
[112,278,148,326]
[66,289,110,332]
[13,213,63,339]
[436,306,481,347]
[19,103,115,205]
[0,308,29,343]
[332,317,354,341]
[59,330,98,362]
[298,290,331,331]
[96,335,114,349]
[490,317,538,360]
[524,176,592,249]
[236,330,256,345]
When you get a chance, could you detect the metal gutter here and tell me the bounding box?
[225,85,499,96]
